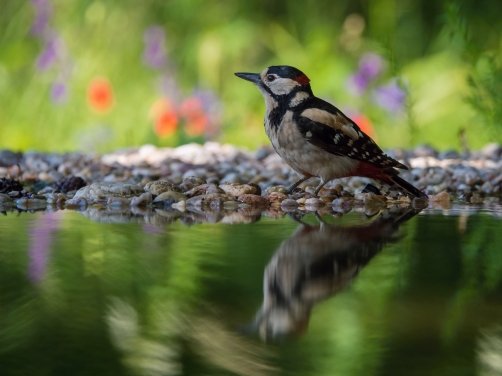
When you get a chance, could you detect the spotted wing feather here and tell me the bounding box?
[294,99,407,170]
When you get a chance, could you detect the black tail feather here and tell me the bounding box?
[389,174,427,199]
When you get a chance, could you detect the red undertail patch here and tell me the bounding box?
[293,74,310,86]
[351,162,392,183]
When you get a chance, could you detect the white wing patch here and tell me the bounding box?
[341,124,359,140]
[300,108,360,140]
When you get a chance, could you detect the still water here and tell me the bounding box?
[1,205,502,376]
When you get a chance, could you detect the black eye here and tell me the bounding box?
[267,75,276,82]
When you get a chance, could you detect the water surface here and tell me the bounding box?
[1,205,502,376]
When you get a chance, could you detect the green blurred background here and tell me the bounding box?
[1,0,501,153]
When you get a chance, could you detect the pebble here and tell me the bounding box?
[108,197,132,207]
[186,184,224,198]
[267,192,288,203]
[186,193,236,208]
[430,191,451,203]
[0,193,13,203]
[74,182,144,200]
[44,193,66,204]
[354,192,386,207]
[265,186,288,194]
[131,192,153,207]
[280,199,299,208]
[144,181,182,195]
[180,176,207,192]
[171,200,186,211]
[16,198,47,210]
[153,191,187,203]
[219,183,257,197]
[65,197,88,207]
[237,194,269,206]
[305,198,325,207]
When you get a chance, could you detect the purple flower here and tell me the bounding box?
[30,0,52,36]
[359,53,384,81]
[373,78,407,113]
[35,37,60,71]
[347,53,384,96]
[51,81,68,104]
[28,212,61,283]
[142,26,167,68]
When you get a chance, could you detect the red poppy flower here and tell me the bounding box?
[179,97,204,118]
[87,78,114,113]
[154,110,178,137]
[185,114,207,136]
[352,113,377,141]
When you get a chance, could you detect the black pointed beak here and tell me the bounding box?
[234,72,262,84]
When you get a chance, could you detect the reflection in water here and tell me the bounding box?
[107,299,277,376]
[28,211,61,282]
[254,208,420,340]
[75,206,262,227]
[477,326,502,376]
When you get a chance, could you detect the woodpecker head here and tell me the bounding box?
[235,66,312,104]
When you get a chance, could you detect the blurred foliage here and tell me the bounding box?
[0,0,501,152]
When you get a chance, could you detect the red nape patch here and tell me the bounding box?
[293,73,310,86]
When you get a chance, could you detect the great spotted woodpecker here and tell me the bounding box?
[235,65,426,198]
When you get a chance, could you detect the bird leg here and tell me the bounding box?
[285,176,310,194]
[313,179,329,197]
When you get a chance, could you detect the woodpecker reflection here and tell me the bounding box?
[254,208,420,340]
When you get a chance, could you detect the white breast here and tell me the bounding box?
[266,110,357,181]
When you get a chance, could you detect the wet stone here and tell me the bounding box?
[65,197,88,207]
[354,192,386,207]
[267,192,288,203]
[430,191,451,203]
[219,183,257,197]
[108,197,132,207]
[305,198,325,207]
[237,194,269,207]
[44,193,66,204]
[16,198,47,210]
[153,191,187,203]
[180,176,207,192]
[281,199,299,208]
[144,180,182,195]
[186,193,236,208]
[131,192,153,207]
[265,186,288,194]
[156,198,176,208]
[186,184,224,198]
[0,193,13,203]
[332,197,354,214]
[74,182,144,200]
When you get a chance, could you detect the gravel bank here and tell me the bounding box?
[1,142,501,219]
